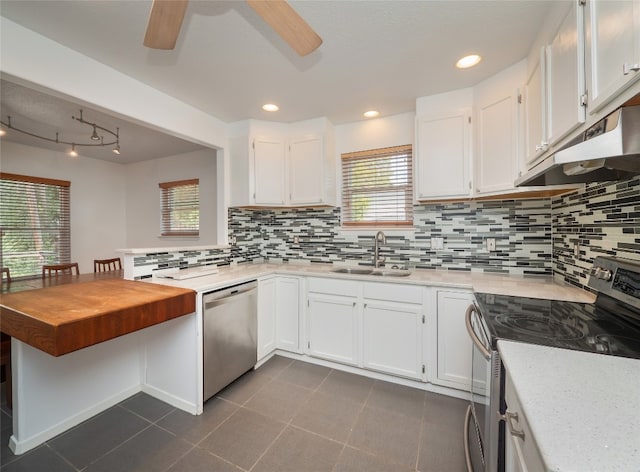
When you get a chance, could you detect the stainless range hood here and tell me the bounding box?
[516,104,640,186]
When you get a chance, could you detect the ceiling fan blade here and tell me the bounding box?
[246,0,322,56]
[143,0,189,50]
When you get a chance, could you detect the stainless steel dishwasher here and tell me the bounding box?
[203,280,257,402]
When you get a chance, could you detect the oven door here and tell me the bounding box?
[464,302,503,472]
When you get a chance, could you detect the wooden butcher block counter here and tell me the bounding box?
[0,275,196,356]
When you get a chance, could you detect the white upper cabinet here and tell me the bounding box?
[546,0,586,145]
[474,61,525,195]
[585,0,640,114]
[523,49,549,166]
[415,90,473,200]
[229,118,335,207]
[288,135,326,205]
[253,136,286,205]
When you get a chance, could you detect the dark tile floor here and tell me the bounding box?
[0,355,467,471]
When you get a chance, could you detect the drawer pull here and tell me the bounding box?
[505,411,525,440]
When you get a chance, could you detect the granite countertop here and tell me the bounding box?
[498,340,640,472]
[145,262,596,303]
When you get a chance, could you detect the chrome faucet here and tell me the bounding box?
[374,231,386,268]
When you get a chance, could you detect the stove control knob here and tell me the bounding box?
[592,267,612,281]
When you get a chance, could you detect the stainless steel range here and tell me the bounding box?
[463,256,640,472]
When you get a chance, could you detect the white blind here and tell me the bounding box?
[159,179,200,236]
[341,145,413,227]
[0,173,71,279]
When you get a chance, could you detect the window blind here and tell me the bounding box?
[159,179,200,236]
[341,145,413,227]
[0,173,71,279]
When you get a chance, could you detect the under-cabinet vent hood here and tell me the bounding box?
[516,104,640,187]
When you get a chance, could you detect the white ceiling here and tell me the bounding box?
[0,0,555,160]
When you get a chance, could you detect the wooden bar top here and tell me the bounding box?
[0,273,196,356]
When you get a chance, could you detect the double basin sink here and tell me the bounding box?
[331,267,411,277]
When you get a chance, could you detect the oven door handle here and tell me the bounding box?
[463,404,474,472]
[465,304,491,360]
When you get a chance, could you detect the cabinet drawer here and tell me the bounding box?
[363,282,422,305]
[505,376,546,471]
[307,277,359,297]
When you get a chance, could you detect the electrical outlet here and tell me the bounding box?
[574,242,580,257]
[229,235,237,245]
[486,238,496,252]
[431,237,444,250]
[293,236,300,244]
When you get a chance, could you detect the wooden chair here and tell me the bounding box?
[0,333,11,409]
[1,268,10,284]
[42,262,80,277]
[94,257,122,272]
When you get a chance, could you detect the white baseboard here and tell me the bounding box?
[141,384,198,415]
[9,384,140,455]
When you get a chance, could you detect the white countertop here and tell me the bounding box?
[144,262,595,303]
[498,340,640,472]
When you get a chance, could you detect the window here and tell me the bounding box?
[159,179,200,237]
[0,173,71,279]
[341,144,413,227]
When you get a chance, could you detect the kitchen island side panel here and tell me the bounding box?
[10,331,143,455]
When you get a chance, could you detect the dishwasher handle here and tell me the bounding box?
[204,288,256,310]
[203,280,258,307]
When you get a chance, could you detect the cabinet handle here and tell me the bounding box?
[623,63,640,75]
[505,411,525,440]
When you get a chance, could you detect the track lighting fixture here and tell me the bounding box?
[0,109,122,156]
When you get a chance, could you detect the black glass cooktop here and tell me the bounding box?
[474,292,640,359]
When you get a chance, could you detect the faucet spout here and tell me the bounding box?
[374,231,386,268]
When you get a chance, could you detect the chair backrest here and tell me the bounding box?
[1,267,10,284]
[94,257,122,272]
[42,262,80,277]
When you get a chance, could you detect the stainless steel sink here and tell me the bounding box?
[371,269,412,277]
[331,267,374,275]
[331,267,411,277]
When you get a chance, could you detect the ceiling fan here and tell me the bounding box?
[143,0,323,56]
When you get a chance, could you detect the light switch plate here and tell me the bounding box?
[431,237,444,250]
[486,238,496,252]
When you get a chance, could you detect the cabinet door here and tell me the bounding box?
[586,0,640,113]
[253,137,286,205]
[257,278,277,360]
[547,0,586,145]
[435,290,474,390]
[307,293,359,366]
[276,277,300,352]
[476,94,518,194]
[523,52,548,165]
[362,301,423,380]
[289,135,324,205]
[416,111,471,199]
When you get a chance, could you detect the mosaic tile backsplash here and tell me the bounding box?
[228,198,553,276]
[552,175,640,290]
[132,176,638,284]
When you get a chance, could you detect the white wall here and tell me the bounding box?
[1,141,127,273]
[125,149,218,248]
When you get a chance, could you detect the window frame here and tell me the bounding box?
[159,178,200,237]
[0,172,71,279]
[341,144,414,228]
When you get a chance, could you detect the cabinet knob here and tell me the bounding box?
[623,63,640,75]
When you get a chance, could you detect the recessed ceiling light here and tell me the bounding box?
[363,110,380,118]
[262,103,279,112]
[456,54,482,69]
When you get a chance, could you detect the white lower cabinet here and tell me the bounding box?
[504,373,545,472]
[258,276,301,361]
[275,277,300,352]
[257,277,277,360]
[362,300,423,380]
[307,292,359,366]
[434,289,474,390]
